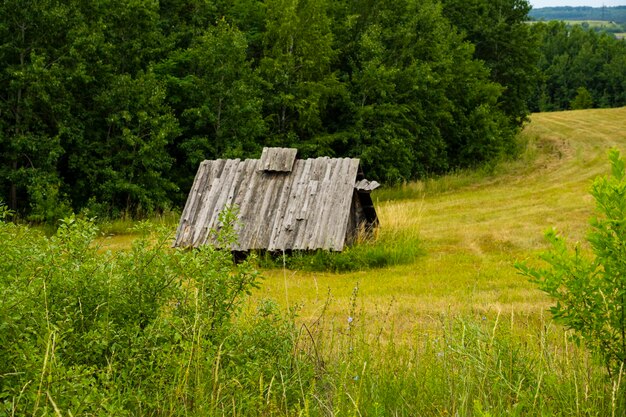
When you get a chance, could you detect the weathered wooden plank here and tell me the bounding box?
[260,172,292,249]
[281,162,304,232]
[231,159,258,249]
[236,160,264,250]
[203,159,241,245]
[318,158,345,250]
[259,147,297,172]
[296,159,314,221]
[321,158,350,250]
[280,159,312,250]
[177,160,219,246]
[296,158,321,249]
[191,159,228,246]
[244,171,277,249]
[330,159,360,250]
[279,159,314,250]
[216,159,246,249]
[308,157,337,249]
[191,179,218,246]
[301,158,327,249]
[174,161,208,246]
[186,161,215,237]
[268,160,303,250]
[355,179,380,192]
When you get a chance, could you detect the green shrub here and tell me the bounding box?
[570,86,594,110]
[0,209,311,416]
[517,149,626,376]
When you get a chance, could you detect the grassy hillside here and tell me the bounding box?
[256,107,626,334]
[78,107,626,415]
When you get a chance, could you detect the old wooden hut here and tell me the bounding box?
[173,147,380,251]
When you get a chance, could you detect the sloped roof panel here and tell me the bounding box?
[173,155,361,251]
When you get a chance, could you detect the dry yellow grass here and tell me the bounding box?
[256,107,626,335]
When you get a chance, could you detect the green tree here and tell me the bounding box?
[570,86,594,109]
[531,21,626,111]
[258,0,341,151]
[441,0,540,126]
[325,0,510,180]
[157,20,266,199]
[69,72,179,216]
[0,0,80,217]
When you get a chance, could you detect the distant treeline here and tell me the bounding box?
[0,0,624,222]
[529,6,626,24]
[529,21,626,112]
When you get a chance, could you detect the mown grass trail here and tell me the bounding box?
[257,107,626,334]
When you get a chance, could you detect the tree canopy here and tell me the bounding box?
[530,21,626,112]
[2,0,601,221]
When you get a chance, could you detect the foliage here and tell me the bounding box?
[300,306,623,416]
[517,150,626,376]
[442,0,541,127]
[157,19,266,195]
[530,21,626,112]
[0,210,314,415]
[570,86,594,110]
[0,0,538,219]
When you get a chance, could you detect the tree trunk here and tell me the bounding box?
[10,161,17,211]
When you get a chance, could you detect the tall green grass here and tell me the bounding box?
[4,211,622,416]
[298,302,624,416]
[255,228,423,273]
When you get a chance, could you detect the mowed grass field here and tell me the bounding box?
[254,107,626,336]
[96,107,626,336]
[86,108,626,415]
[564,20,623,30]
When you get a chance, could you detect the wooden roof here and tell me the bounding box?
[173,149,373,251]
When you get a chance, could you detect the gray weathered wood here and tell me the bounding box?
[173,148,379,251]
[355,179,380,192]
[259,147,297,172]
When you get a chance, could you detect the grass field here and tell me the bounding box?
[253,107,626,335]
[564,20,623,29]
[84,107,626,415]
[96,107,626,334]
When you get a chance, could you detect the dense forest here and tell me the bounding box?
[0,0,625,221]
[530,21,626,112]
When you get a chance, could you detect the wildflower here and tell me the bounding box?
[348,316,354,323]
[353,375,359,381]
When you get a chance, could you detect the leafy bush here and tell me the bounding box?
[0,208,311,416]
[517,150,626,376]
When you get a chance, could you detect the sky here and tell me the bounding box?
[530,0,626,7]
